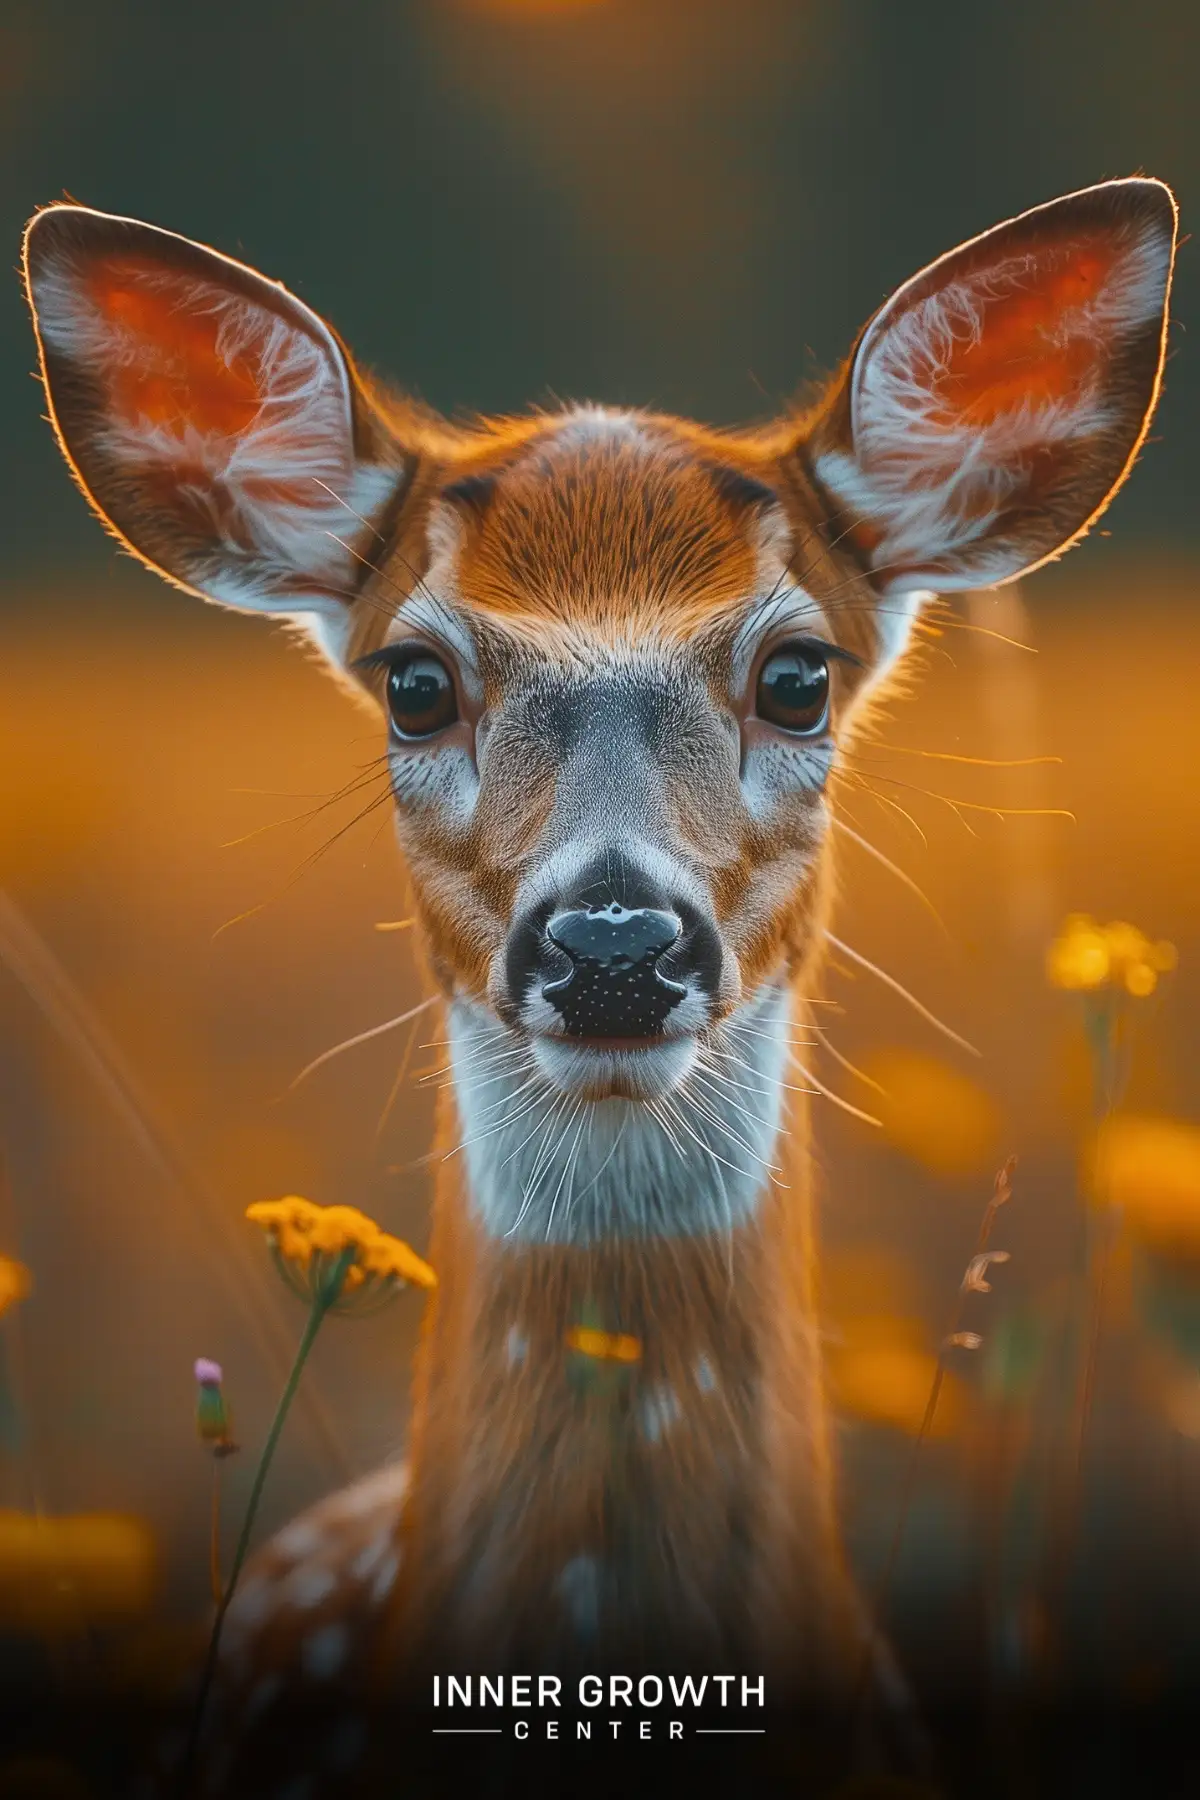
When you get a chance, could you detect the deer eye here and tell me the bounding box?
[755,645,830,735]
[386,651,458,739]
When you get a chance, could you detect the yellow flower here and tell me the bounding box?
[0,1511,156,1636]
[1088,1115,1200,1256]
[0,1257,31,1320]
[860,1048,999,1179]
[1047,914,1176,997]
[564,1326,642,1363]
[246,1196,435,1312]
[359,1231,440,1288]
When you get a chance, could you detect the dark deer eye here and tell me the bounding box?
[755,645,830,735]
[386,652,458,738]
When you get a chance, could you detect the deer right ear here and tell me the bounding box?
[23,204,415,663]
[804,178,1177,602]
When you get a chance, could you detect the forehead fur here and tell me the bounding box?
[440,408,779,637]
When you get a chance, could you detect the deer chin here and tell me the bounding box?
[530,1031,699,1102]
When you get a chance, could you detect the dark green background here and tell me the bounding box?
[2,0,1196,591]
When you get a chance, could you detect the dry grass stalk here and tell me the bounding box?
[852,1155,1018,1732]
[0,888,351,1483]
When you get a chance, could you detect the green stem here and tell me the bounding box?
[179,1246,354,1792]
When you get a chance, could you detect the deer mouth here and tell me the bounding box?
[530,1030,699,1102]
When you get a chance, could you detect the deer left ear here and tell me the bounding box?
[23,203,415,664]
[805,178,1177,603]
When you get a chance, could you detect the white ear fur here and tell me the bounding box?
[812,179,1176,599]
[25,206,408,665]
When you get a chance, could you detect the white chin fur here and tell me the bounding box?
[531,1033,698,1102]
[448,987,790,1245]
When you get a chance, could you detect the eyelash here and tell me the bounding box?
[352,642,422,678]
[759,634,861,671]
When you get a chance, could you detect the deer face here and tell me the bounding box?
[358,410,880,1114]
[23,185,1176,1229]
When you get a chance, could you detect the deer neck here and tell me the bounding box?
[395,979,854,1688]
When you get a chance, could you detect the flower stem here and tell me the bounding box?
[179,1246,354,1792]
[208,1459,223,1608]
[849,1157,1017,1739]
[1040,995,1125,1662]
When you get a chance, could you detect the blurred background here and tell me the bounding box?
[1,0,1199,1783]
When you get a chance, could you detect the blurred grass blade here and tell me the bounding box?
[0,887,350,1483]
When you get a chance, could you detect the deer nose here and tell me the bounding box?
[542,903,685,1039]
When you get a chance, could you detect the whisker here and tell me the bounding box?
[831,771,929,846]
[689,1066,779,1136]
[665,1091,760,1183]
[374,1006,426,1142]
[856,745,1060,770]
[677,1079,782,1172]
[787,1053,883,1128]
[504,1096,576,1236]
[642,1098,689,1162]
[824,932,980,1058]
[444,1080,554,1159]
[819,1038,887,1095]
[702,1045,817,1098]
[568,1111,629,1213]
[829,817,949,939]
[838,756,1076,826]
[218,761,392,849]
[288,996,439,1091]
[544,1106,589,1240]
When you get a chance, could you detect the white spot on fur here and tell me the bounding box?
[695,1355,718,1393]
[221,1573,274,1644]
[284,1562,338,1611]
[639,1383,682,1443]
[556,1555,602,1642]
[276,1520,322,1561]
[350,1531,394,1583]
[324,1460,409,1520]
[506,1326,529,1367]
[369,1552,399,1607]
[302,1621,350,1682]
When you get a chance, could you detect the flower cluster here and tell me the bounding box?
[245,1196,436,1314]
[1047,915,1176,998]
[1090,1115,1200,1256]
[0,1257,32,1321]
[0,1510,156,1634]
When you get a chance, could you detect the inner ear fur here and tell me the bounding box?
[23,203,420,651]
[800,177,1177,595]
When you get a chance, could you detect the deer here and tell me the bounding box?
[21,178,1176,1797]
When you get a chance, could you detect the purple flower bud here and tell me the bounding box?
[194,1357,223,1386]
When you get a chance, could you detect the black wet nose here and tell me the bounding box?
[543,903,684,1039]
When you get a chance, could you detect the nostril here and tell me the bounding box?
[546,904,680,972]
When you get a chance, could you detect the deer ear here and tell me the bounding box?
[23,204,414,662]
[806,178,1177,602]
